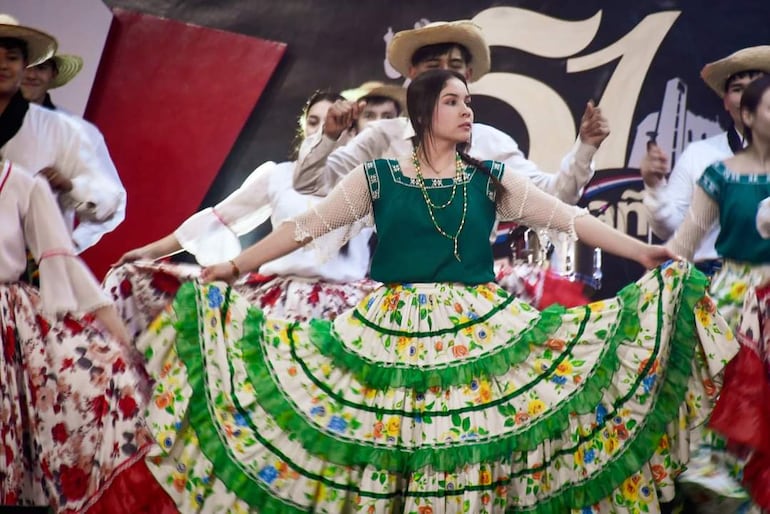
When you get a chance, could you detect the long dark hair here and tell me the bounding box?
[740,74,770,146]
[288,90,345,160]
[406,68,502,192]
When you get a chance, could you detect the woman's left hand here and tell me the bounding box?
[201,262,238,283]
[639,244,681,269]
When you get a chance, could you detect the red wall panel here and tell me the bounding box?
[80,8,286,278]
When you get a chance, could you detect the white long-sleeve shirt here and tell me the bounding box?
[293,117,595,204]
[1,104,126,252]
[174,161,373,282]
[0,160,112,315]
[643,132,732,262]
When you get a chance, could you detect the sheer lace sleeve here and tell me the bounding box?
[495,167,588,241]
[289,165,374,259]
[666,186,720,260]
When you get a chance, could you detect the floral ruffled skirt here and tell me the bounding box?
[137,261,738,513]
[0,282,172,513]
[105,261,379,340]
[709,282,770,511]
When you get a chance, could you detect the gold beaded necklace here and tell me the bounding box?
[412,148,468,261]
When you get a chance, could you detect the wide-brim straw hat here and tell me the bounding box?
[701,46,770,97]
[387,20,490,82]
[0,14,57,67]
[342,81,406,113]
[49,53,83,88]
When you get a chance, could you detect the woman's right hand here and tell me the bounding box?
[112,245,158,267]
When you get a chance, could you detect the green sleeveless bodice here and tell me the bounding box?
[364,158,503,284]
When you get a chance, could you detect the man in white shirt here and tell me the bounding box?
[641,46,770,274]
[0,16,124,253]
[293,20,609,203]
[21,51,127,252]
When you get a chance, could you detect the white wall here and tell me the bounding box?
[0,0,113,115]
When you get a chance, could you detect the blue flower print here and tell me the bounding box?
[583,448,596,464]
[551,375,567,385]
[327,415,348,434]
[233,412,248,427]
[207,286,224,308]
[418,294,427,305]
[642,374,657,393]
[310,406,326,418]
[595,404,607,425]
[258,465,278,484]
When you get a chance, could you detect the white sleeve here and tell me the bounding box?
[474,125,595,205]
[642,145,698,240]
[69,122,126,251]
[666,186,720,260]
[25,178,112,316]
[52,116,126,251]
[293,123,392,195]
[173,161,276,265]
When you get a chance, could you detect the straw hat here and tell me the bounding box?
[701,46,770,97]
[0,14,57,67]
[387,20,490,82]
[341,81,406,113]
[48,53,83,88]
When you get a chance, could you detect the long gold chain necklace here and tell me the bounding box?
[412,149,468,261]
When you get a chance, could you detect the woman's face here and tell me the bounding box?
[302,99,333,139]
[430,77,473,145]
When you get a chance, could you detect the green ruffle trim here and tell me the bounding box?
[234,279,641,473]
[167,264,712,513]
[166,283,310,514]
[306,302,566,392]
[517,265,710,513]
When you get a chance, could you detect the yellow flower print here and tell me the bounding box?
[534,359,549,372]
[555,360,573,376]
[320,362,332,377]
[604,434,620,454]
[621,475,641,501]
[479,469,492,485]
[697,309,712,326]
[588,300,606,312]
[729,281,747,301]
[476,285,495,301]
[527,399,546,416]
[574,447,584,466]
[386,416,401,437]
[396,336,410,353]
[476,381,492,404]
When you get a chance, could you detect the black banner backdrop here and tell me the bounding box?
[102,0,770,295]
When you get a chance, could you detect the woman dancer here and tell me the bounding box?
[0,159,173,512]
[138,70,736,513]
[106,90,377,338]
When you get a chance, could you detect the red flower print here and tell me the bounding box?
[60,357,75,372]
[260,285,283,308]
[452,345,469,358]
[119,278,133,298]
[5,445,13,465]
[3,325,15,360]
[703,378,716,397]
[545,338,566,351]
[90,395,110,419]
[418,506,433,514]
[59,464,90,500]
[112,358,126,374]
[35,315,50,337]
[308,284,322,305]
[51,423,69,443]
[118,395,138,419]
[150,271,181,295]
[63,316,84,335]
[651,464,667,482]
